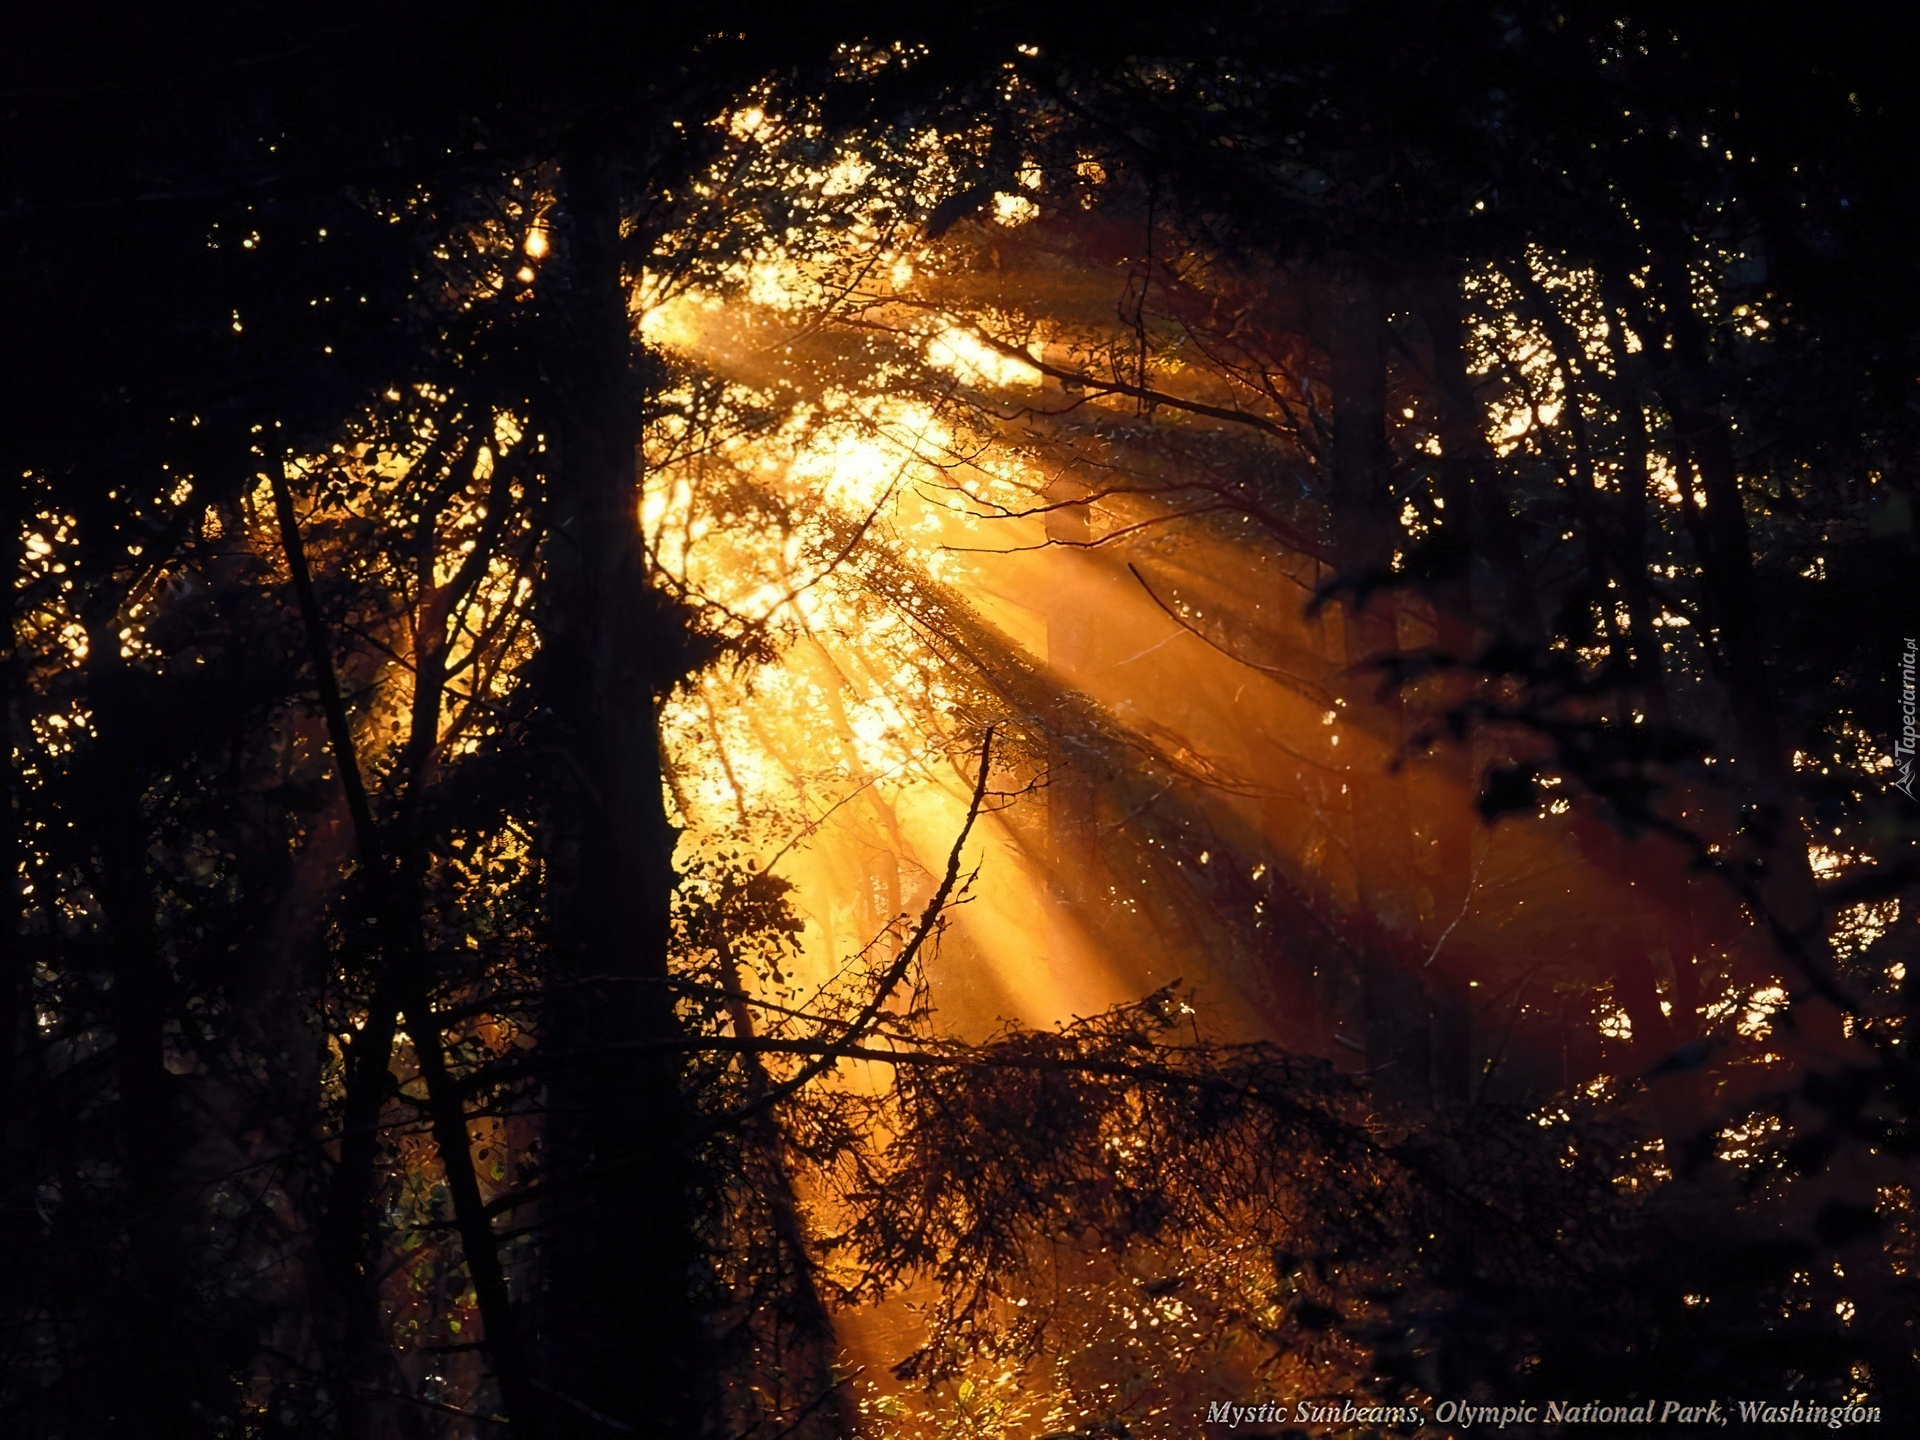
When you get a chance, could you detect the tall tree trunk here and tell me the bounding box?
[712,920,855,1440]
[1329,270,1429,1109]
[1418,284,1544,648]
[535,131,705,1438]
[272,465,537,1436]
[81,631,188,1439]
[1644,257,1845,1051]
[1416,277,1579,1103]
[267,468,418,1440]
[1595,272,1673,725]
[391,439,542,1433]
[1409,280,1496,1107]
[1511,268,1632,683]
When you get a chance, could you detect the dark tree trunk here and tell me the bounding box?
[1418,284,1544,648]
[534,131,704,1439]
[1512,268,1633,684]
[1596,271,1673,724]
[81,637,188,1440]
[273,462,538,1436]
[1645,258,1843,1048]
[713,928,854,1440]
[1328,270,1430,1110]
[1408,284,1491,1108]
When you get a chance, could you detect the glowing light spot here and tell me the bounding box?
[926,328,1040,387]
[993,192,1038,227]
[1739,985,1789,1038]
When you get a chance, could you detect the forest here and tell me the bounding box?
[4,2,1918,1435]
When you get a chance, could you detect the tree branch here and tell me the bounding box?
[688,727,995,1141]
